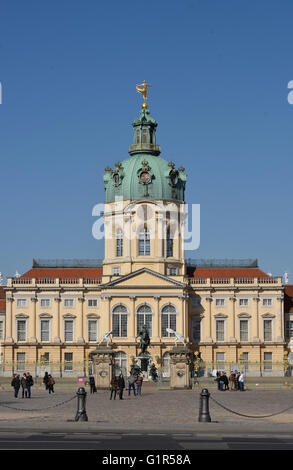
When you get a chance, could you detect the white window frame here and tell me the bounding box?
[168,266,178,276]
[112,266,121,276]
[64,352,73,371]
[87,319,98,342]
[63,298,75,308]
[16,299,28,308]
[215,319,226,342]
[262,298,273,307]
[239,298,249,307]
[40,299,51,308]
[239,319,249,342]
[40,319,51,343]
[64,319,75,343]
[263,319,273,342]
[87,299,98,308]
[16,319,27,342]
[16,352,26,371]
[215,298,225,307]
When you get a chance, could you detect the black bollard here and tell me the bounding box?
[75,387,88,422]
[198,388,211,422]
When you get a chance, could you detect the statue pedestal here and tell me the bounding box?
[169,345,193,389]
[90,345,115,390]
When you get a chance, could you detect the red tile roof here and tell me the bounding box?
[21,268,103,279]
[285,285,293,313]
[187,267,270,278]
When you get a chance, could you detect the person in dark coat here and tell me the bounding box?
[110,376,118,400]
[11,374,20,398]
[89,375,96,394]
[117,373,125,400]
[25,372,34,398]
[21,373,27,398]
[48,374,55,394]
[43,372,50,390]
[222,372,229,390]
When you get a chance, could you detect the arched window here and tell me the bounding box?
[142,129,147,144]
[114,351,127,376]
[112,305,128,337]
[136,130,140,144]
[116,229,123,257]
[138,227,150,256]
[166,227,173,257]
[137,304,152,337]
[161,304,176,337]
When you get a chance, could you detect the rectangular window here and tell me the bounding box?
[215,299,225,307]
[87,299,98,307]
[64,320,74,342]
[241,352,249,371]
[263,298,273,307]
[264,352,272,370]
[40,299,51,308]
[191,296,201,307]
[64,352,73,371]
[161,314,176,337]
[16,352,26,371]
[239,299,249,307]
[64,299,75,308]
[169,267,178,276]
[239,320,249,342]
[17,320,26,342]
[16,299,27,308]
[88,320,98,342]
[264,320,272,341]
[112,266,121,276]
[192,320,201,343]
[216,320,225,341]
[216,352,225,369]
[112,314,128,337]
[285,321,293,339]
[166,238,173,257]
[116,237,123,257]
[40,320,50,342]
[0,321,4,340]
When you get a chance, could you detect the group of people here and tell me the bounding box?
[11,372,34,398]
[109,373,143,400]
[215,370,245,391]
[42,372,56,394]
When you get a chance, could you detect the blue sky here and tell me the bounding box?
[0,0,292,280]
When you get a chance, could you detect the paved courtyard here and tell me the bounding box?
[0,381,293,429]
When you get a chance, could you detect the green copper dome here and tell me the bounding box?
[103,108,187,203]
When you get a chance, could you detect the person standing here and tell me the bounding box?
[238,371,245,391]
[135,374,143,396]
[25,372,34,398]
[117,373,125,400]
[229,371,235,391]
[43,372,50,391]
[21,373,27,398]
[128,374,137,396]
[222,372,229,391]
[234,370,239,391]
[48,374,55,394]
[110,376,118,400]
[89,375,96,394]
[11,374,20,398]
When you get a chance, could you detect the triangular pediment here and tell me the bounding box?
[102,268,186,289]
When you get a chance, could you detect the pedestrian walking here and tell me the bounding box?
[117,373,125,400]
[89,375,96,394]
[135,374,143,396]
[21,373,27,398]
[238,371,245,391]
[229,371,235,391]
[128,374,137,396]
[43,372,50,390]
[48,374,55,394]
[110,376,118,400]
[11,374,20,398]
[25,372,34,398]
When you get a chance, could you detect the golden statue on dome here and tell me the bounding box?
[136,80,152,109]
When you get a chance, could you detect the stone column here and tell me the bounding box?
[252,297,261,342]
[277,295,284,342]
[77,297,85,343]
[30,297,38,343]
[153,295,161,341]
[129,295,136,340]
[169,346,193,389]
[229,296,237,342]
[204,296,213,342]
[90,346,115,389]
[54,297,62,343]
[102,295,111,333]
[6,297,14,342]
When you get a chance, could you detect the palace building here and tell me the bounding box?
[1,91,291,377]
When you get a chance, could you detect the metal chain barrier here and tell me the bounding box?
[0,395,76,413]
[210,395,293,419]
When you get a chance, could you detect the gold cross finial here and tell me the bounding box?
[136,80,152,109]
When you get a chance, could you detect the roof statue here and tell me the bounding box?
[98,330,113,348]
[136,80,152,109]
[166,328,187,347]
[284,272,289,285]
[15,270,20,278]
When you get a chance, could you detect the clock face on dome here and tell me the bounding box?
[140,171,150,183]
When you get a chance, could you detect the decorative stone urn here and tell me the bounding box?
[89,345,115,390]
[169,345,193,389]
